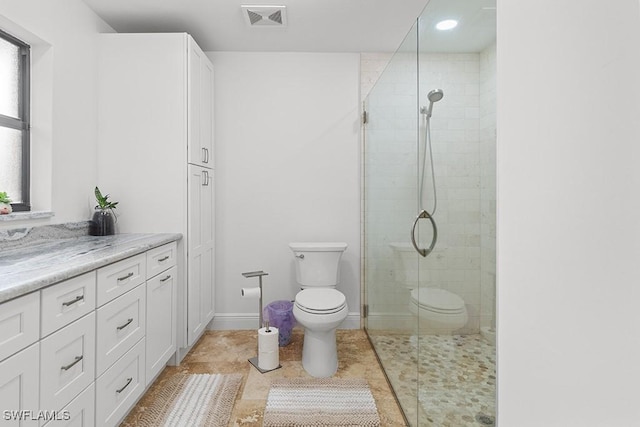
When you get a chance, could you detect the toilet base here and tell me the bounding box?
[409,302,468,335]
[302,329,338,378]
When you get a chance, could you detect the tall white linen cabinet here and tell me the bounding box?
[97,33,215,365]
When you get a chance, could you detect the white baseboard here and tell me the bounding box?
[209,312,361,330]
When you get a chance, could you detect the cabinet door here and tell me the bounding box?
[187,36,214,168]
[200,56,214,167]
[145,266,177,384]
[0,343,39,427]
[187,165,215,346]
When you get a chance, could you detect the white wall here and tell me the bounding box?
[208,52,361,329]
[497,0,640,424]
[0,0,113,229]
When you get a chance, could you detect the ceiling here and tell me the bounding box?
[81,0,495,53]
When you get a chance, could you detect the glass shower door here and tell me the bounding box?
[414,1,497,424]
[363,1,497,425]
[363,20,423,425]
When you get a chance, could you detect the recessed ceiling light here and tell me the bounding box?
[436,19,458,31]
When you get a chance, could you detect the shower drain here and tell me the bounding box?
[476,413,495,426]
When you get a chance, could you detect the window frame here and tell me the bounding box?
[0,28,30,212]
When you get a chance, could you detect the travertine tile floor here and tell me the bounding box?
[122,328,407,426]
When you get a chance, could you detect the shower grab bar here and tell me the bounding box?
[411,209,438,257]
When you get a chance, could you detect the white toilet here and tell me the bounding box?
[390,242,468,334]
[290,242,349,377]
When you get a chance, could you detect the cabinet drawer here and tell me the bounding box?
[40,313,95,413]
[41,272,96,337]
[42,383,95,427]
[96,285,146,377]
[0,291,40,362]
[0,343,40,427]
[95,338,145,427]
[96,254,146,307]
[146,241,177,279]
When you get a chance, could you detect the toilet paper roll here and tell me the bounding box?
[241,287,261,299]
[258,326,279,370]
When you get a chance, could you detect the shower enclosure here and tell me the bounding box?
[362,0,496,425]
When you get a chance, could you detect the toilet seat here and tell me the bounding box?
[295,288,347,315]
[410,288,465,314]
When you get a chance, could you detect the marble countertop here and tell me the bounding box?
[0,233,182,304]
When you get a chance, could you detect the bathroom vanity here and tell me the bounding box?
[0,229,181,427]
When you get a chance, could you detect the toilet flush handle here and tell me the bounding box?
[295,254,305,259]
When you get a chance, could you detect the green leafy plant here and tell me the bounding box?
[94,186,118,211]
[0,192,11,204]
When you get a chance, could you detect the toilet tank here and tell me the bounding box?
[289,242,347,288]
[389,242,419,288]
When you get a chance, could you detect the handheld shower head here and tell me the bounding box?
[422,89,444,118]
[428,89,444,103]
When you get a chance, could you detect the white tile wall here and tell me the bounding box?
[480,42,497,329]
[361,46,496,334]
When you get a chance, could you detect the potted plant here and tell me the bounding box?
[89,186,118,236]
[0,192,12,215]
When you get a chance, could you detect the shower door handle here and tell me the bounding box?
[411,210,438,257]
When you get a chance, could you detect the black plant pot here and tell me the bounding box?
[89,209,115,236]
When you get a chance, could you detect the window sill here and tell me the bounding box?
[0,211,54,222]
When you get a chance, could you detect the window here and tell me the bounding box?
[0,29,30,211]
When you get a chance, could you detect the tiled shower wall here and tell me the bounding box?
[479,43,497,330]
[362,44,496,334]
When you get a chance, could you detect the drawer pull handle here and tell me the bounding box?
[158,255,170,262]
[116,377,133,394]
[160,275,172,282]
[117,272,134,281]
[117,318,134,331]
[61,355,83,371]
[62,295,84,307]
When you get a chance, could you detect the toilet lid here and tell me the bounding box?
[410,288,465,313]
[295,289,346,314]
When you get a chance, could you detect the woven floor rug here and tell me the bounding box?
[135,373,242,427]
[263,378,381,426]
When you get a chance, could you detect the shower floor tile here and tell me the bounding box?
[369,332,496,427]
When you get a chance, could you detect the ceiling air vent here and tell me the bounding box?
[241,5,287,27]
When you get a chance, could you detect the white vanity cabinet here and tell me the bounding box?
[0,238,180,427]
[98,33,215,356]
